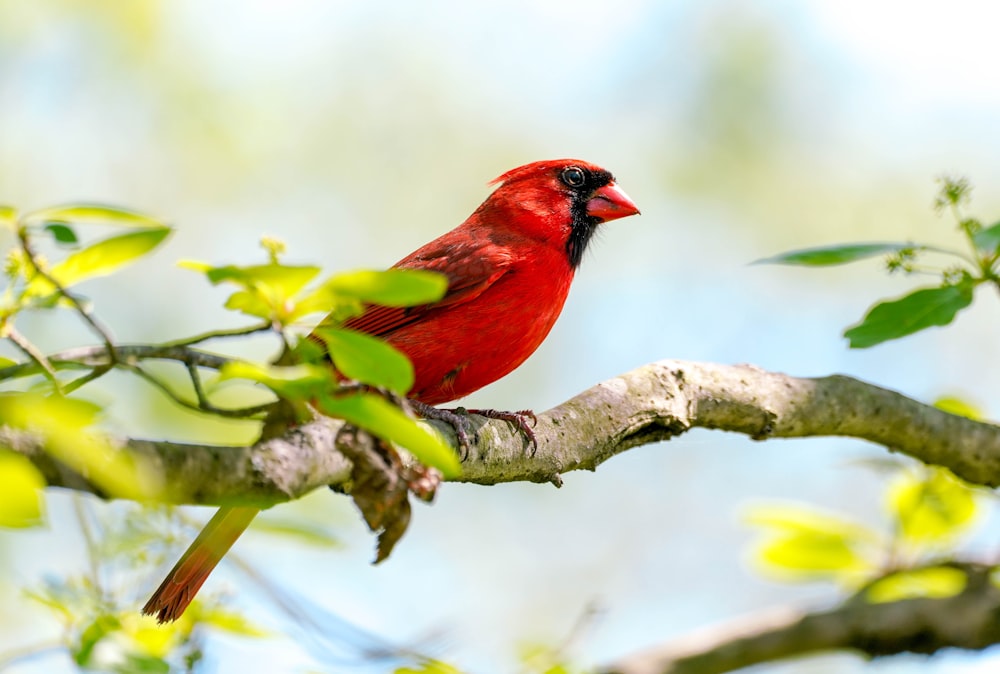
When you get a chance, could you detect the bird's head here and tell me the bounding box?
[485,159,639,268]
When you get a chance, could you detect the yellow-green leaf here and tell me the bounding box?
[744,503,881,584]
[318,393,460,478]
[29,227,172,293]
[0,393,162,501]
[888,467,978,546]
[0,205,19,229]
[865,566,966,603]
[933,395,983,421]
[219,361,331,400]
[315,327,414,394]
[321,269,448,306]
[394,661,463,674]
[0,450,46,528]
[24,203,167,229]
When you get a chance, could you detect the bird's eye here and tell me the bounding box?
[560,166,586,188]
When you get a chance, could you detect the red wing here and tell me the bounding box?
[341,238,512,338]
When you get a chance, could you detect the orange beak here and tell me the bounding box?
[586,182,640,222]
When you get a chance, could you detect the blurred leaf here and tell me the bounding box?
[194,606,268,637]
[972,220,1000,253]
[0,205,17,229]
[933,395,983,421]
[320,269,448,306]
[44,223,79,246]
[0,357,17,368]
[205,264,320,297]
[0,449,46,528]
[111,654,170,674]
[75,614,121,666]
[745,503,881,583]
[28,227,172,293]
[395,662,464,674]
[25,203,167,229]
[189,263,322,321]
[888,467,977,547]
[315,327,414,394]
[754,242,913,267]
[252,518,341,547]
[126,615,186,659]
[0,393,161,501]
[224,289,272,320]
[318,393,460,478]
[865,566,966,603]
[843,283,974,348]
[219,361,331,400]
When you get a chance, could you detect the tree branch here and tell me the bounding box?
[4,360,999,503]
[601,563,1000,674]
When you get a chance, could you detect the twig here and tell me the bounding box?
[158,321,274,348]
[5,327,63,394]
[17,228,119,361]
[0,344,236,382]
[126,363,274,419]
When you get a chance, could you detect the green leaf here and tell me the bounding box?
[843,283,974,348]
[223,289,272,320]
[933,395,983,421]
[219,361,332,400]
[753,243,913,267]
[0,357,17,369]
[322,269,448,306]
[44,223,79,246]
[318,393,460,477]
[0,450,46,528]
[315,327,414,394]
[865,566,966,603]
[111,654,170,674]
[24,203,167,229]
[744,503,881,584]
[888,467,978,547]
[972,220,1000,253]
[205,264,320,297]
[75,614,121,665]
[29,227,172,292]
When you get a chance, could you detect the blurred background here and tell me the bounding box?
[2,0,1000,672]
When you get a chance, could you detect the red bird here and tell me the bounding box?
[143,159,639,623]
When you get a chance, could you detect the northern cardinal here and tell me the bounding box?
[142,159,639,623]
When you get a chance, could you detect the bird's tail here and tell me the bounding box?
[142,505,260,623]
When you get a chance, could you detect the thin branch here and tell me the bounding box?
[158,321,274,348]
[126,363,273,419]
[17,229,119,361]
[63,365,113,394]
[5,327,63,393]
[0,343,237,382]
[601,563,1000,674]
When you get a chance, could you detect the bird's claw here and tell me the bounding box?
[467,408,538,455]
[410,401,539,459]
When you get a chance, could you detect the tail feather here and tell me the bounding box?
[143,506,260,623]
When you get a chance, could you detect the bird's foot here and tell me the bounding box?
[467,408,538,454]
[409,400,477,459]
[409,401,538,459]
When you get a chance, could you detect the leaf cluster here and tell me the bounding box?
[758,177,1000,347]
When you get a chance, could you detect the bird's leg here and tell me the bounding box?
[409,400,477,458]
[466,408,538,454]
